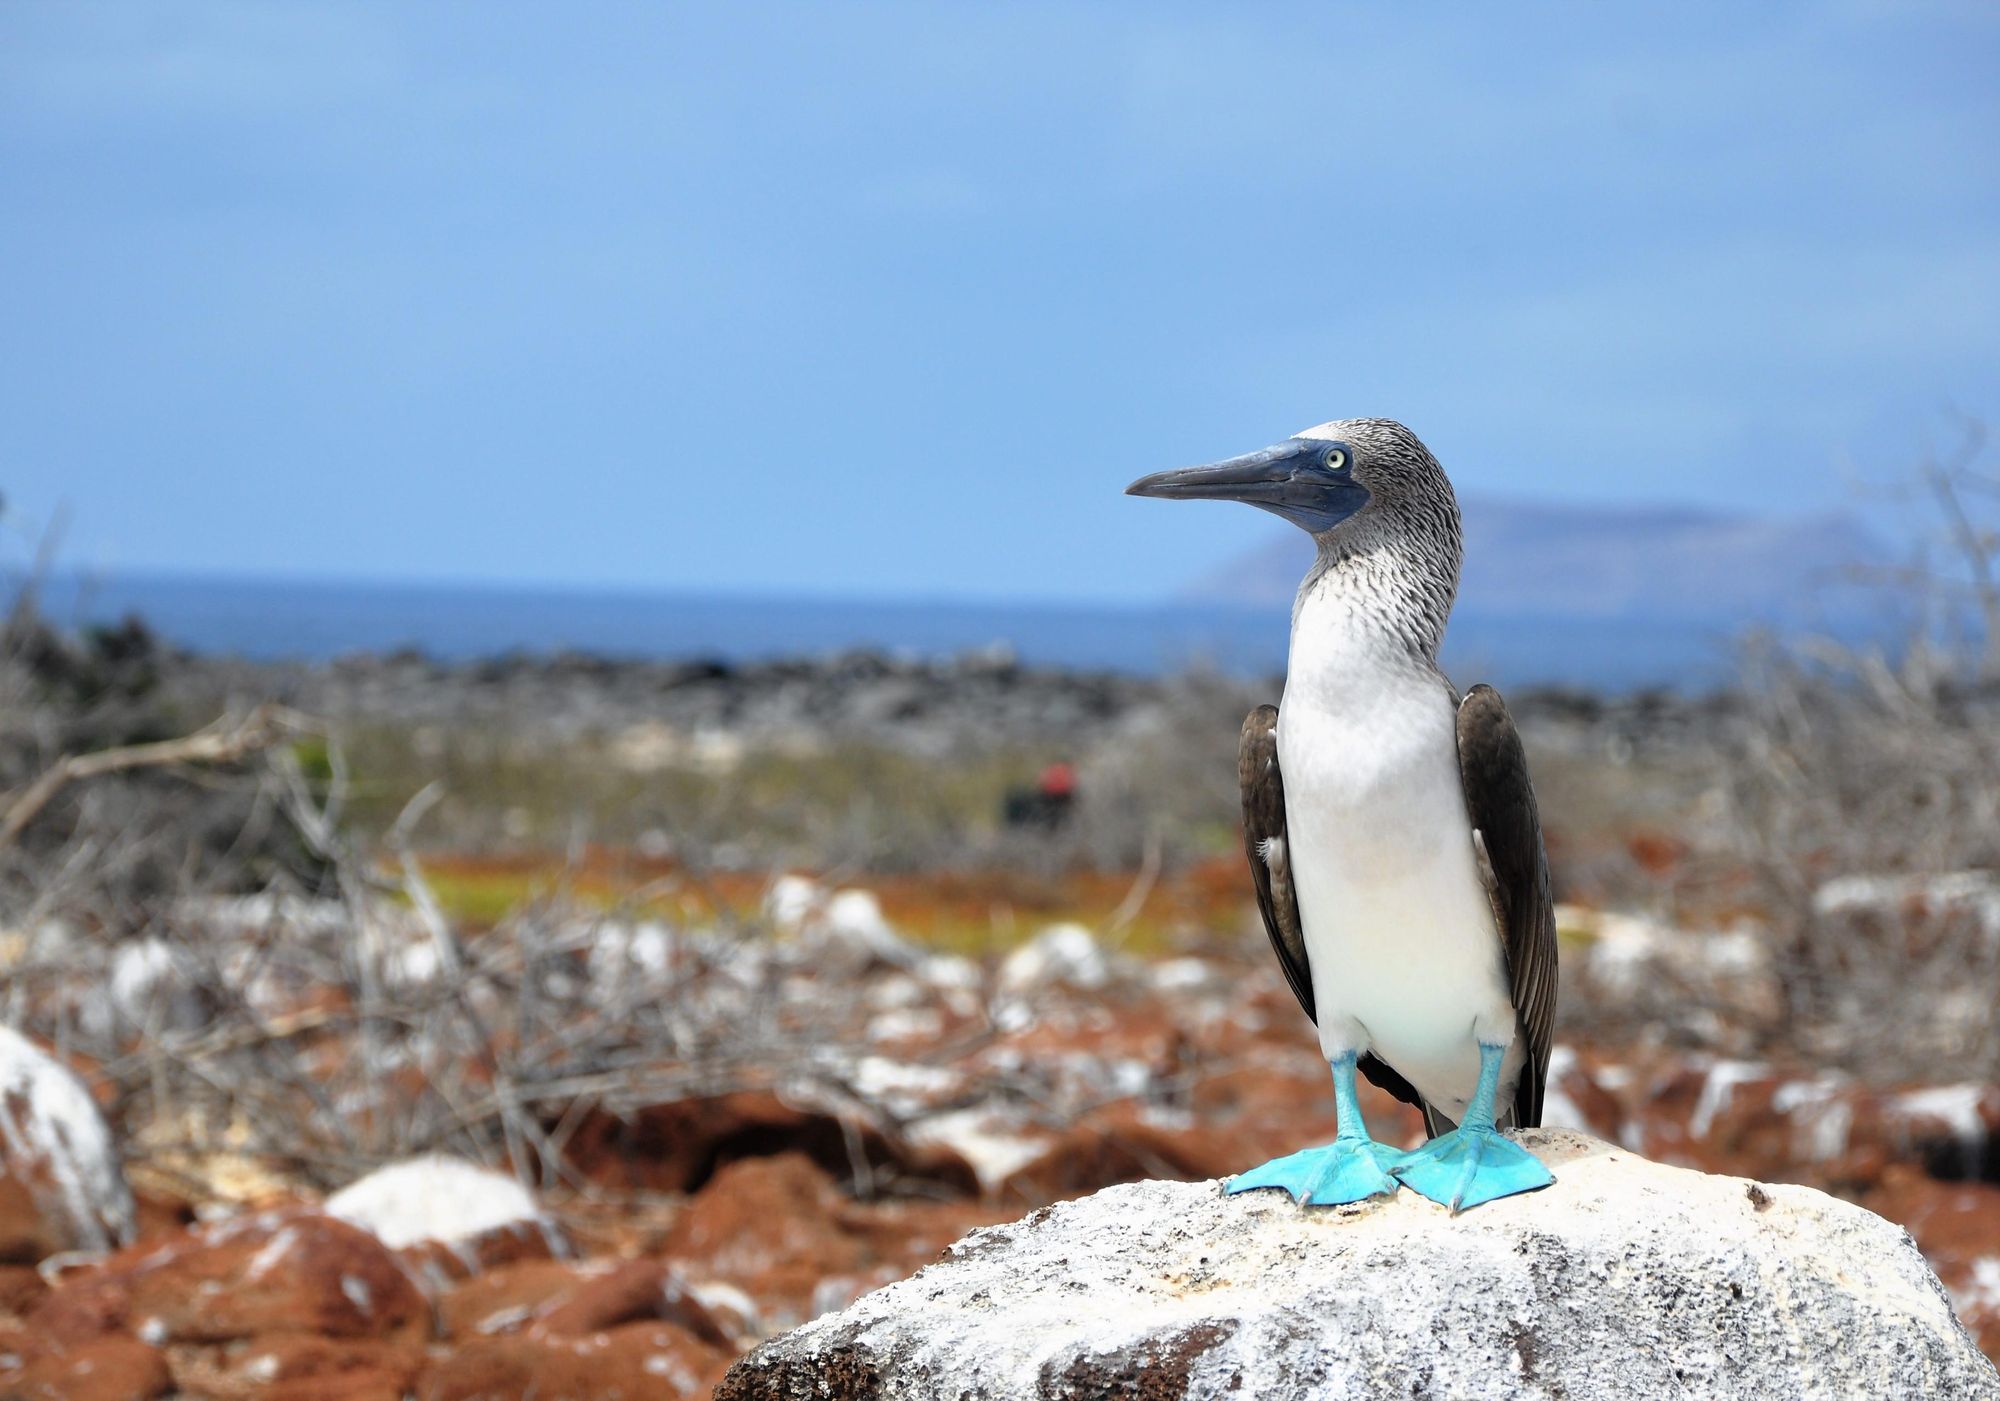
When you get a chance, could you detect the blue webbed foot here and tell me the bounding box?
[1392,1124,1553,1212]
[1391,1040,1556,1212]
[1226,1136,1400,1206]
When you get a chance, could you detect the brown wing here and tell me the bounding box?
[1238,705,1313,1019]
[1240,705,1424,1114]
[1455,684,1558,1129]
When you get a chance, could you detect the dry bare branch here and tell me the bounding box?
[0,703,307,849]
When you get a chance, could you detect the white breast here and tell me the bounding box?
[1279,579,1520,1117]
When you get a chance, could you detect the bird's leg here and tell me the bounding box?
[1390,1041,1553,1212]
[1225,1051,1400,1206]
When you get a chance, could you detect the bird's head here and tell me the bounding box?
[1125,417,1452,542]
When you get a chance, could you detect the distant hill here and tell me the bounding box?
[1184,496,1891,632]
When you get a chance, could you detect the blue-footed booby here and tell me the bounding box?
[1127,418,1557,1211]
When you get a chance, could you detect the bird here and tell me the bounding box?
[1126,418,1556,1212]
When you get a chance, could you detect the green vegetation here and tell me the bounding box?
[330,721,1109,871]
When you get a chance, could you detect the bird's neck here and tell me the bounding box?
[1288,516,1459,699]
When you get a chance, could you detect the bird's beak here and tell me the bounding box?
[1125,444,1299,506]
[1126,439,1370,533]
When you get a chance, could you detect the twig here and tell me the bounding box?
[0,704,304,849]
[1104,829,1163,943]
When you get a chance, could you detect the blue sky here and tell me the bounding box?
[1,2,1994,604]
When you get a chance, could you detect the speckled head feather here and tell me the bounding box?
[1289,418,1463,659]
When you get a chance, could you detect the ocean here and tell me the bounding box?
[22,572,1750,692]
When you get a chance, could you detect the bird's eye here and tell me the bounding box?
[1323,448,1347,471]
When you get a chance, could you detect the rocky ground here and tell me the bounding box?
[155,644,1741,870]
[4,878,2000,1399]
[169,646,1735,758]
[1,629,1994,1396]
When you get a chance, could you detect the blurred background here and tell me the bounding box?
[0,3,1996,1395]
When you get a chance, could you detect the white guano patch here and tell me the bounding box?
[1773,1077,1853,1162]
[1150,958,1212,992]
[341,1273,374,1314]
[0,1024,134,1254]
[1894,1085,1990,1149]
[1814,870,2000,931]
[998,924,1109,993]
[246,1225,301,1280]
[1956,1258,2000,1317]
[324,1155,542,1250]
[690,1279,759,1336]
[1537,1046,1591,1134]
[844,1056,961,1114]
[906,1108,1051,1191]
[1689,1059,1770,1141]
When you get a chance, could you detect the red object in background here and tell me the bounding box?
[1005,763,1077,830]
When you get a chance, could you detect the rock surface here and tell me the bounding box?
[32,1208,431,1348]
[720,1130,2000,1400]
[324,1154,565,1287]
[0,1026,133,1263]
[324,1155,546,1252]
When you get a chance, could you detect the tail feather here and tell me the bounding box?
[1420,1101,1457,1139]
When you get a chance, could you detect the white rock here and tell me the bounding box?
[0,1025,134,1256]
[721,1131,1999,1400]
[691,1279,761,1339]
[1688,1057,1771,1139]
[866,1008,944,1044]
[997,923,1108,993]
[865,973,926,1011]
[586,920,682,991]
[843,1056,962,1115]
[904,1108,1053,1193]
[324,1155,545,1251]
[1565,906,1778,1032]
[1771,1074,1854,1163]
[764,874,827,933]
[0,918,78,970]
[1960,1258,2000,1322]
[1149,957,1213,992]
[1814,870,2000,940]
[917,953,982,992]
[766,876,919,968]
[77,938,209,1040]
[1895,1084,1991,1148]
[815,889,920,966]
[339,904,447,991]
[178,893,351,939]
[824,889,891,941]
[1537,1045,1603,1138]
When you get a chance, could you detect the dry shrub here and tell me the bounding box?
[1721,425,2000,1078]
